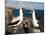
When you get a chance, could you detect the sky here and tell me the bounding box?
[5,0,44,10]
[6,0,44,2]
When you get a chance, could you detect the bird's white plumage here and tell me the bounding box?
[11,7,23,26]
[32,10,39,27]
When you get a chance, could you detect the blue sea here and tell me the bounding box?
[12,9,44,17]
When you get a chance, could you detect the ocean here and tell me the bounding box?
[12,9,44,17]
